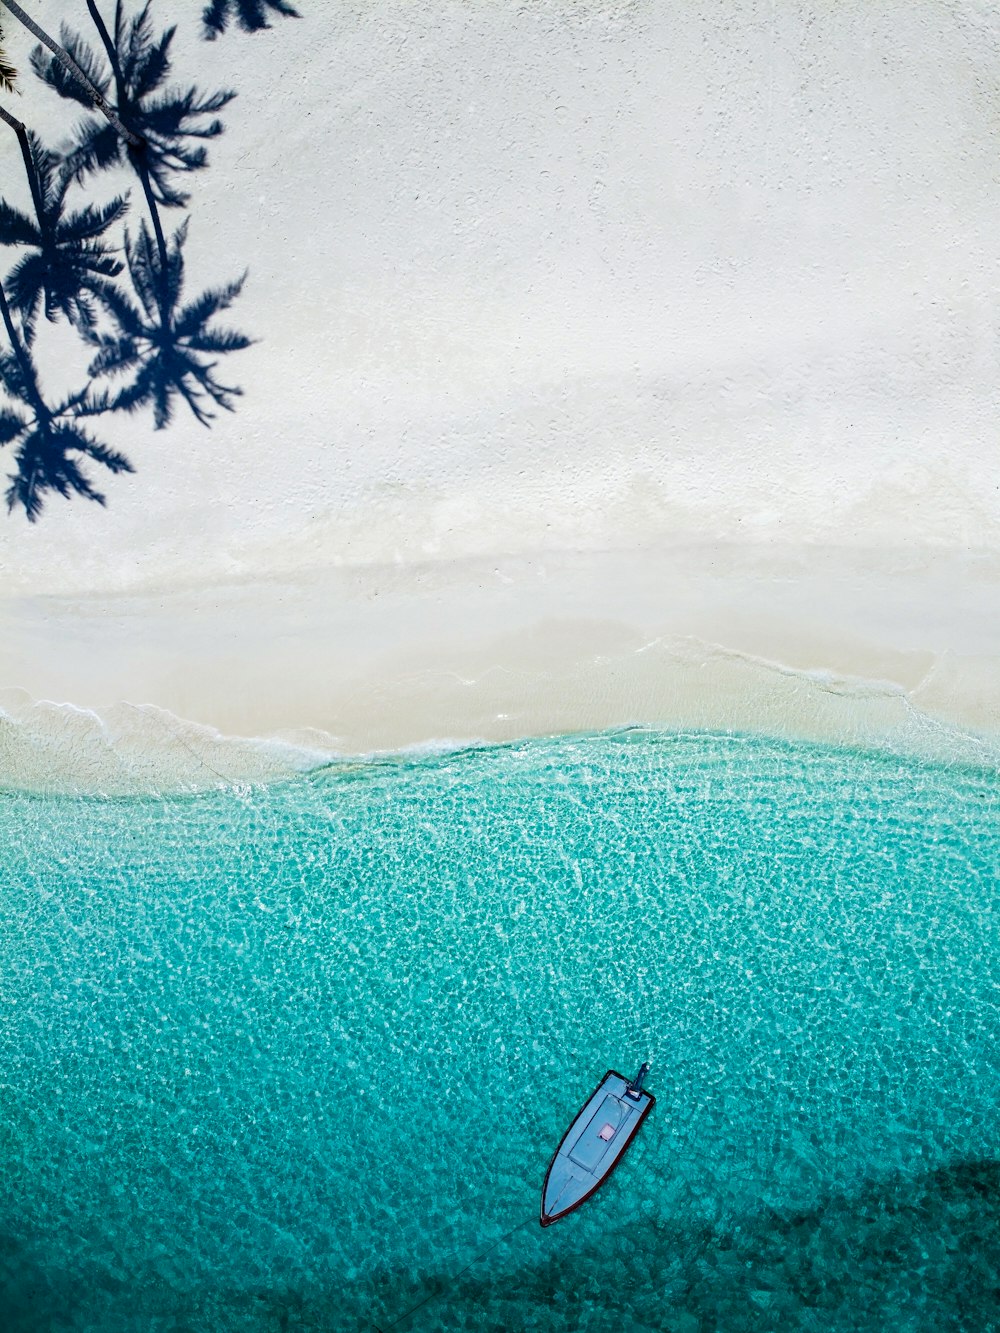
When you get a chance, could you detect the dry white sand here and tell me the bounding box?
[1,1,999,789]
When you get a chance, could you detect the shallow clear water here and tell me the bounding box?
[1,729,998,1332]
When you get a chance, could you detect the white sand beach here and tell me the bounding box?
[1,0,999,789]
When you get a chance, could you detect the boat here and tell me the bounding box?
[540,1062,654,1226]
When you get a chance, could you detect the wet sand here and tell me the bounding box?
[3,540,999,791]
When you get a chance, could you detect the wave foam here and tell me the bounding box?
[3,628,999,795]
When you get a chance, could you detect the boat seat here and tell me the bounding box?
[568,1095,628,1170]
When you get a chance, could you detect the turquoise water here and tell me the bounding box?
[1,729,998,1332]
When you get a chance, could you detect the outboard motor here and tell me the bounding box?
[625,1061,650,1099]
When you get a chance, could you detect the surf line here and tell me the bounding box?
[127,701,240,789]
[371,1216,534,1332]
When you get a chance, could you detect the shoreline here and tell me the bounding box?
[3,540,999,794]
[2,2,999,795]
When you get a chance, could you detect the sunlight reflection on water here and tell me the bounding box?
[1,730,997,1330]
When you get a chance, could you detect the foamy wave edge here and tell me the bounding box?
[0,688,502,795]
[2,634,999,797]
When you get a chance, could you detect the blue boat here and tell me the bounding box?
[540,1063,654,1226]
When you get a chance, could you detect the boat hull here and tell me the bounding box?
[540,1069,655,1226]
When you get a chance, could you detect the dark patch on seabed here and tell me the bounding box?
[1,1159,997,1332]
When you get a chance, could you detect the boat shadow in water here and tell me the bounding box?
[0,1225,132,1333]
[360,1156,1000,1332]
[0,1158,996,1331]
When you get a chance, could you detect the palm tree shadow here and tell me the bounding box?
[0,1,256,518]
[32,2,235,209]
[0,316,134,521]
[0,113,134,521]
[88,218,252,430]
[0,127,128,344]
[35,4,254,433]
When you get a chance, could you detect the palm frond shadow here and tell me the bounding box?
[0,128,128,344]
[32,2,235,208]
[88,219,253,430]
[202,0,301,41]
[0,28,17,94]
[0,292,133,522]
[0,0,257,519]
